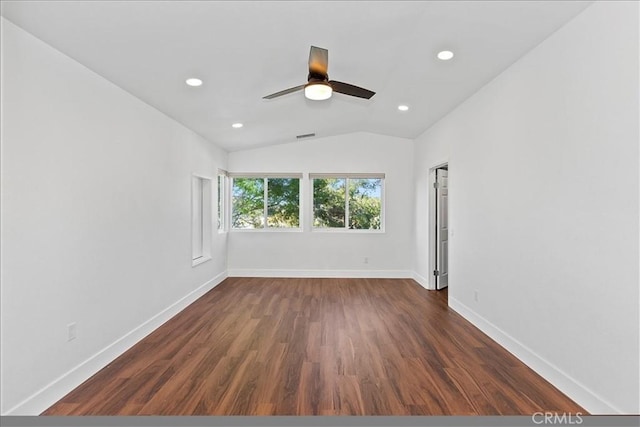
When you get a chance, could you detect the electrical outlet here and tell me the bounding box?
[67,322,77,341]
[364,257,369,264]
[474,290,479,302]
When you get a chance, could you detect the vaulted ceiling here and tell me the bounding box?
[1,1,592,151]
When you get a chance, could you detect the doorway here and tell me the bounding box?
[429,164,448,290]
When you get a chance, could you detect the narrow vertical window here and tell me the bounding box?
[192,176,204,259]
[192,175,212,266]
[217,170,227,231]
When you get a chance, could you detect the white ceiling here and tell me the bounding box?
[1,1,592,152]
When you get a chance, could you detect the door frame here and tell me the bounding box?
[428,161,449,290]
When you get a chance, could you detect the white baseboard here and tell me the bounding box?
[227,269,413,279]
[3,271,228,416]
[8,271,617,415]
[412,271,434,290]
[448,297,621,415]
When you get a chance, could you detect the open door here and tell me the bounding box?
[435,168,449,290]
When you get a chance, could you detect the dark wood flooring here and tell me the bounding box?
[43,277,586,415]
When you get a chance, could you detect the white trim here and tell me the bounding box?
[310,228,384,234]
[448,297,622,415]
[228,269,413,279]
[6,271,615,415]
[309,173,385,179]
[412,271,434,290]
[217,172,228,233]
[191,174,213,263]
[428,161,448,290]
[230,176,302,230]
[379,177,386,232]
[191,255,212,267]
[3,271,228,416]
[263,177,268,227]
[191,172,214,181]
[230,227,303,233]
[310,176,385,232]
[228,172,303,179]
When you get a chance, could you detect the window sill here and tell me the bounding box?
[192,256,212,267]
[230,228,303,233]
[311,228,385,234]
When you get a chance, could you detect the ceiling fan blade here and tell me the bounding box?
[329,81,375,99]
[263,84,305,99]
[308,46,329,77]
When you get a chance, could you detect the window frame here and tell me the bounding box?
[191,174,213,266]
[310,173,385,233]
[217,169,228,233]
[229,173,303,232]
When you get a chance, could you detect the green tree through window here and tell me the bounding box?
[348,178,382,230]
[267,178,300,227]
[313,178,346,228]
[232,178,264,229]
[231,175,382,230]
[312,176,383,230]
[232,177,300,229]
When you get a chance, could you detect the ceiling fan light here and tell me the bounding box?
[304,82,332,101]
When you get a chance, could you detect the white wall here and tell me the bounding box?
[413,1,639,414]
[412,134,450,288]
[227,132,414,277]
[0,19,228,414]
[3,0,638,417]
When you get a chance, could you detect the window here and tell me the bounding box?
[267,178,300,228]
[232,177,264,229]
[231,174,301,230]
[312,178,346,228]
[217,170,227,231]
[192,175,212,265]
[311,174,384,231]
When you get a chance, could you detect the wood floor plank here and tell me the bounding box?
[42,278,587,415]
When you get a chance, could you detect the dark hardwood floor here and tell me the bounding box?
[43,277,586,415]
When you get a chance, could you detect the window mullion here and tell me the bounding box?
[345,177,349,230]
[263,177,268,229]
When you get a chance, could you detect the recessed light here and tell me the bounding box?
[231,123,243,129]
[185,78,203,87]
[398,105,409,112]
[437,50,454,61]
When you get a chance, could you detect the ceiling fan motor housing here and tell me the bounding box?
[307,71,328,83]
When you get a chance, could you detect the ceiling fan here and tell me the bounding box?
[263,46,375,101]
